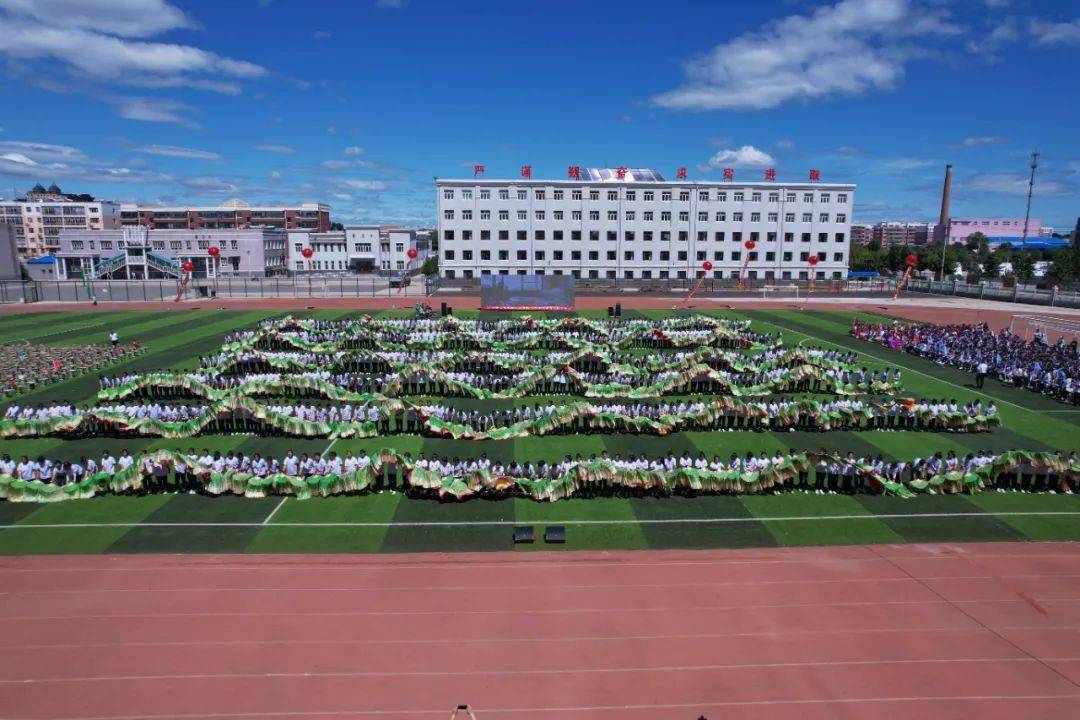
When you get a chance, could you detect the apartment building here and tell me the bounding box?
[121,199,330,233]
[0,184,120,258]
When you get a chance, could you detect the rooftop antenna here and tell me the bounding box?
[1021,150,1039,247]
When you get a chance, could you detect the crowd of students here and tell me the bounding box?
[1,341,142,397]
[851,320,1080,403]
[3,447,1074,496]
[1,396,998,436]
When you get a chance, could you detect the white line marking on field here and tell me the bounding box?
[4,510,1080,530]
[261,498,287,525]
[0,656,1063,685]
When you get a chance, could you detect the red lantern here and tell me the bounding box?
[808,256,819,266]
[520,165,532,178]
[182,261,194,272]
[702,261,713,271]
[744,240,756,251]
[301,247,313,259]
[764,168,776,182]
[722,167,734,181]
[207,246,220,258]
[407,248,418,259]
[567,165,581,180]
[905,254,918,267]
[676,167,687,179]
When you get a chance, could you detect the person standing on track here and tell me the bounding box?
[975,359,988,389]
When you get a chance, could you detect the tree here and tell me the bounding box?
[982,253,1001,279]
[964,232,989,256]
[420,256,438,276]
[849,244,885,272]
[1048,248,1080,283]
[1011,252,1036,283]
[329,222,344,231]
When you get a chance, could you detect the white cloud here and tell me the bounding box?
[332,193,353,201]
[340,179,387,191]
[775,140,796,149]
[321,158,379,169]
[253,144,296,154]
[1,152,36,166]
[112,97,197,125]
[880,157,936,171]
[376,0,408,7]
[652,0,962,111]
[0,140,90,163]
[1029,18,1080,45]
[0,0,265,103]
[956,136,1007,148]
[344,146,364,155]
[269,170,282,179]
[698,145,775,171]
[0,0,193,38]
[312,30,331,40]
[134,144,221,160]
[834,145,865,155]
[962,172,1073,197]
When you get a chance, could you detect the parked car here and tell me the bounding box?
[389,275,412,288]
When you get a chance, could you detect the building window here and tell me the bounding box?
[733,212,743,222]
[767,213,778,223]
[714,231,725,242]
[803,193,813,202]
[626,191,636,200]
[751,192,761,202]
[786,192,796,202]
[515,210,525,221]
[818,233,828,243]
[643,191,654,201]
[625,211,635,221]
[535,250,545,260]
[588,251,599,260]
[589,230,599,241]
[443,189,454,200]
[443,210,454,220]
[661,211,671,221]
[715,212,726,221]
[678,212,689,221]
[679,191,689,201]
[820,194,830,203]
[837,194,847,204]
[498,250,509,260]
[553,190,563,200]
[480,210,490,220]
[480,189,490,200]
[480,250,490,260]
[698,212,708,222]
[768,192,779,202]
[643,211,654,221]
[535,190,545,200]
[462,250,473,260]
[661,191,672,201]
[572,190,582,200]
[444,250,455,260]
[517,190,527,200]
[785,213,795,223]
[571,231,581,240]
[607,190,617,201]
[517,230,527,240]
[589,190,599,200]
[836,214,847,223]
[733,192,744,202]
[836,233,845,243]
[554,250,563,260]
[607,210,617,221]
[499,189,509,200]
[660,231,670,242]
[802,213,812,222]
[750,212,760,222]
[819,213,829,223]
[462,210,472,220]
[462,190,472,200]
[517,250,527,260]
[643,231,653,242]
[642,251,653,261]
[536,230,545,240]
[535,211,545,220]
[499,230,509,240]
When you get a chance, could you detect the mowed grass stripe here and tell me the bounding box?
[250,494,402,553]
[967,492,1080,541]
[0,312,112,343]
[0,495,172,555]
[741,493,905,546]
[39,310,189,346]
[855,493,1027,543]
[748,310,1074,450]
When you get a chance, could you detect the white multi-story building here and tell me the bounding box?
[0,184,121,259]
[436,169,854,281]
[288,226,432,275]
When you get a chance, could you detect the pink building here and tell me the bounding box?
[946,218,1041,245]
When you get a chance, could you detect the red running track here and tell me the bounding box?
[1,542,1080,719]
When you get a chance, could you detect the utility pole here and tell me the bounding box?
[1021,151,1039,247]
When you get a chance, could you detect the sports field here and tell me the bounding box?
[1,306,1078,555]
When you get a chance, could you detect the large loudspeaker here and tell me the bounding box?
[545,526,566,543]
[607,306,614,317]
[440,302,447,316]
[614,303,622,317]
[513,526,535,544]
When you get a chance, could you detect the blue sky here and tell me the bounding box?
[0,0,1078,228]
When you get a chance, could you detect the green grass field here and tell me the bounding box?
[1,306,1078,555]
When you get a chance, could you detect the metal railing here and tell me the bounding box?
[0,275,440,304]
[906,278,1080,309]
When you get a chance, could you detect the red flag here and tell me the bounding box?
[676,167,687,179]
[722,167,734,181]
[764,168,776,181]
[521,165,532,178]
[615,166,627,179]
[567,165,580,180]
[473,164,485,177]
[809,169,821,182]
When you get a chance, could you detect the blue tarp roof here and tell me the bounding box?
[988,237,1069,249]
[25,255,56,264]
[848,270,879,278]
